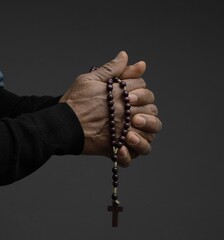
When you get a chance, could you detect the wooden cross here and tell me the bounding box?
[107,202,123,227]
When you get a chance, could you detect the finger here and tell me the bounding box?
[131,104,159,117]
[129,88,155,106]
[126,131,152,156]
[132,114,163,133]
[128,127,156,143]
[112,78,146,93]
[117,146,132,168]
[88,51,128,82]
[120,61,146,79]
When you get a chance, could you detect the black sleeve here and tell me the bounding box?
[0,103,84,186]
[0,88,62,118]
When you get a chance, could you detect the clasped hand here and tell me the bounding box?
[60,51,162,167]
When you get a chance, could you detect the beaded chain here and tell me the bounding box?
[89,66,131,227]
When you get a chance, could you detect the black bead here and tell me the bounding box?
[108,100,114,107]
[112,193,118,200]
[116,142,123,149]
[107,78,113,84]
[107,94,113,100]
[113,174,119,181]
[109,114,115,120]
[119,136,126,143]
[109,106,115,113]
[125,116,131,123]
[124,123,130,129]
[111,141,117,147]
[112,167,119,174]
[110,121,115,127]
[125,110,131,116]
[112,154,118,162]
[121,129,128,136]
[113,77,119,82]
[111,134,116,141]
[123,90,129,97]
[107,84,113,91]
[113,181,119,187]
[110,127,116,134]
[125,103,131,110]
[124,97,130,103]
[120,81,126,88]
[89,66,98,72]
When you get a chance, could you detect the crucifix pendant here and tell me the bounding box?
[107,201,123,227]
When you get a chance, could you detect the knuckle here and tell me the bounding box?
[101,63,113,74]
[76,73,86,81]
[76,73,93,83]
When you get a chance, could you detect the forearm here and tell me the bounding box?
[0,103,84,186]
[0,88,61,118]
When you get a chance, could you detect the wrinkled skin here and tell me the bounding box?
[60,51,162,167]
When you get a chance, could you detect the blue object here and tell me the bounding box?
[0,71,4,87]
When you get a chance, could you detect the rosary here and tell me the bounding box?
[90,66,131,227]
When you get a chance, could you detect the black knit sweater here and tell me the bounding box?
[0,88,84,185]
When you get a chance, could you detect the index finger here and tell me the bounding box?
[120,61,146,79]
[113,78,147,93]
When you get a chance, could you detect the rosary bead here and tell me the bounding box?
[120,81,126,88]
[124,123,130,130]
[112,154,118,162]
[109,114,115,120]
[113,77,119,82]
[107,78,113,85]
[119,136,126,143]
[123,90,129,97]
[112,193,118,201]
[125,116,131,123]
[109,106,115,114]
[113,174,119,181]
[113,181,119,187]
[107,84,113,91]
[89,66,98,72]
[111,141,117,147]
[107,94,113,101]
[124,97,130,103]
[110,127,116,134]
[112,167,119,174]
[111,134,116,141]
[125,103,131,110]
[116,142,123,149]
[121,129,128,136]
[125,110,131,116]
[108,100,114,107]
[110,121,115,127]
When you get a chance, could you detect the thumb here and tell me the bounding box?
[89,51,128,82]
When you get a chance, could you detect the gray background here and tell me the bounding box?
[0,1,223,239]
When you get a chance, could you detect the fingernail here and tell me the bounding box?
[128,134,140,145]
[129,93,138,104]
[134,116,146,127]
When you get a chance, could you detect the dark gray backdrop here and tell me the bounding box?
[0,1,223,240]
